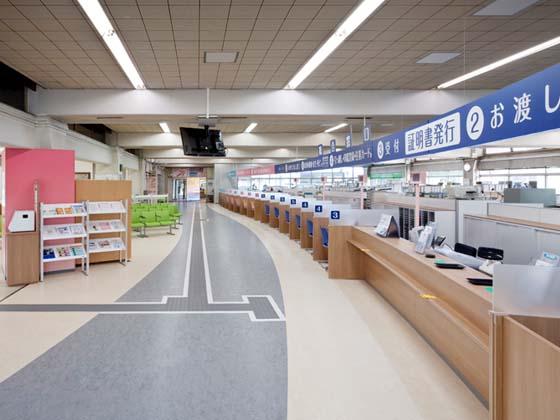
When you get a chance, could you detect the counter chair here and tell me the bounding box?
[307,220,314,238]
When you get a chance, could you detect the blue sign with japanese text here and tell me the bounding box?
[330,139,336,153]
[275,63,560,173]
[318,144,323,156]
[345,134,352,148]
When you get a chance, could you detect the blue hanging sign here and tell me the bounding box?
[363,124,371,142]
[318,144,323,155]
[345,134,352,148]
[330,139,337,153]
[275,63,560,173]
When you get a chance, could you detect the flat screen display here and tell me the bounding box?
[180,127,225,157]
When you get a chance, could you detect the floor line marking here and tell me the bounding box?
[181,203,197,297]
[199,213,214,304]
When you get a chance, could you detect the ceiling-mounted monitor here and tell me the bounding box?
[180,126,226,157]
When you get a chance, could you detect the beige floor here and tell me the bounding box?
[0,205,488,420]
[0,227,182,382]
[210,204,488,420]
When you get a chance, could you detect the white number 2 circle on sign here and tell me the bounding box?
[377,140,384,159]
[466,106,484,141]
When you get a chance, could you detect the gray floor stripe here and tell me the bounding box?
[0,201,288,420]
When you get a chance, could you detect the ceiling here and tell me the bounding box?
[80,114,430,133]
[0,0,559,90]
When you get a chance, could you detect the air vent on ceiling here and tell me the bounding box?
[204,52,238,63]
[96,116,124,119]
[417,52,461,64]
[475,0,539,16]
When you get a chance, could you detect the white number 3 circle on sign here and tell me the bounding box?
[466,106,484,141]
[377,140,384,159]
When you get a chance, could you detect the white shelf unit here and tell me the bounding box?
[86,200,128,269]
[40,203,88,281]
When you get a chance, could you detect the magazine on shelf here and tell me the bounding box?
[43,224,85,238]
[88,201,125,214]
[88,238,124,251]
[42,203,86,217]
[88,220,124,232]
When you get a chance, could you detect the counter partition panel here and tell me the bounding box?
[491,265,560,420]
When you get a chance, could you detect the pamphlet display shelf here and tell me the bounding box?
[85,200,128,269]
[40,202,88,281]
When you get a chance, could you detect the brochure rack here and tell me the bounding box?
[86,200,128,270]
[40,202,88,281]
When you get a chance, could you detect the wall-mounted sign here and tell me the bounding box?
[274,63,560,173]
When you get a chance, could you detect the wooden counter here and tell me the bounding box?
[300,211,314,249]
[269,202,280,228]
[329,225,492,402]
[289,208,301,240]
[312,216,329,261]
[279,204,290,234]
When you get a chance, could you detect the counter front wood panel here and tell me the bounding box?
[289,208,301,240]
[279,204,290,234]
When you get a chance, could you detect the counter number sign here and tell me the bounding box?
[261,194,265,198]
[271,195,275,200]
[290,199,296,205]
[302,202,308,208]
[280,197,285,202]
[331,210,340,220]
[315,205,323,212]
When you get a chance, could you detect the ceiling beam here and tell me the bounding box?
[28,88,490,118]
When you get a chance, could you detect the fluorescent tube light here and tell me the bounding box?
[284,0,385,89]
[77,0,145,89]
[324,123,348,133]
[438,35,560,89]
[244,122,258,133]
[159,122,170,133]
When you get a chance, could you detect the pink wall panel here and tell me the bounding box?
[4,148,76,271]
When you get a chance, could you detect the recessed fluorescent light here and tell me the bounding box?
[204,51,238,63]
[284,0,385,89]
[77,0,145,89]
[417,52,460,64]
[475,0,539,16]
[438,35,560,89]
[159,122,170,133]
[244,122,258,133]
[325,123,348,133]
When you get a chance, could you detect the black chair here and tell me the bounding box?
[478,247,504,261]
[454,242,477,258]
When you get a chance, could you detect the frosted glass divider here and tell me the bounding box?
[329,208,400,227]
[493,264,560,318]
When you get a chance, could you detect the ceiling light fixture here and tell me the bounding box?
[77,0,145,89]
[159,122,170,133]
[324,123,348,133]
[284,0,385,89]
[244,122,258,133]
[475,0,540,16]
[438,35,560,89]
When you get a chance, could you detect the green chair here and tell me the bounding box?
[156,210,175,235]
[131,212,146,237]
[167,204,182,225]
[140,211,160,237]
